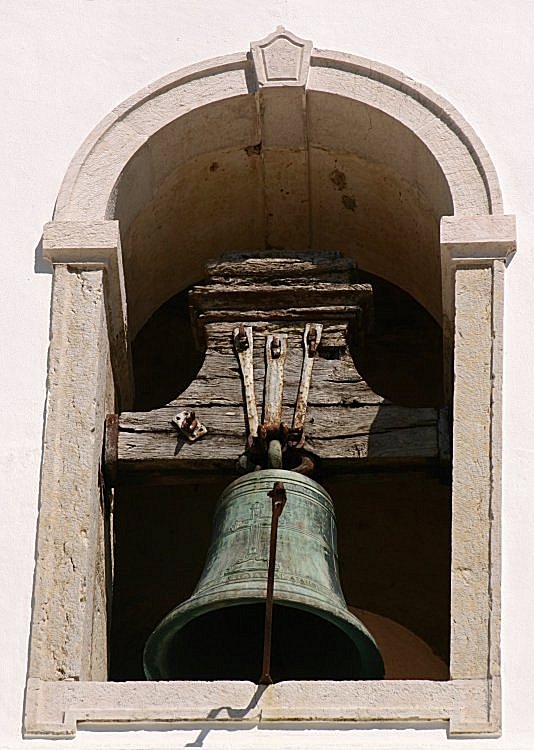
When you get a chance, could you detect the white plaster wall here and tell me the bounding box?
[1,1,533,747]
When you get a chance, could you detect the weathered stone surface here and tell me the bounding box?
[52,43,503,337]
[449,264,502,682]
[28,267,111,682]
[43,220,133,408]
[441,214,516,251]
[24,676,499,737]
[440,214,515,399]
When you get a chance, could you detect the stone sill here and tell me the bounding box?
[24,677,499,738]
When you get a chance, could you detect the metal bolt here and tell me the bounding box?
[307,325,318,356]
[270,336,281,359]
[235,323,249,352]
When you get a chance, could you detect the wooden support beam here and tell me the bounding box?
[110,252,449,485]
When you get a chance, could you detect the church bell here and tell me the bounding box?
[143,469,384,682]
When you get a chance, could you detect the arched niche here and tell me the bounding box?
[26,28,515,738]
[52,30,501,341]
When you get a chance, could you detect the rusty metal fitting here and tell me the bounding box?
[292,455,316,476]
[172,410,208,442]
[270,336,282,359]
[234,323,250,352]
[306,324,319,356]
[287,426,304,449]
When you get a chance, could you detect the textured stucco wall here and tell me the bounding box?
[2,1,534,748]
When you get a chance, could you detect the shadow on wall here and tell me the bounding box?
[34,237,52,275]
[132,289,205,410]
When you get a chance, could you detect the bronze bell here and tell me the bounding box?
[143,469,384,681]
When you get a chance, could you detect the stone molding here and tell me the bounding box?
[439,215,515,399]
[27,266,111,686]
[251,26,312,87]
[42,220,133,408]
[441,215,516,260]
[53,34,502,223]
[24,677,499,738]
[25,29,514,738]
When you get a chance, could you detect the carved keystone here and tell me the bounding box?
[251,27,312,87]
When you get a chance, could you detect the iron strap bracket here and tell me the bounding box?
[264,334,288,432]
[234,323,322,465]
[292,323,323,444]
[233,324,259,439]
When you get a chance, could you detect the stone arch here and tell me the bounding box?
[52,29,502,339]
[54,42,501,221]
[26,29,515,737]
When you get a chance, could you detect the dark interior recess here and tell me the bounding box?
[109,269,450,681]
[132,289,205,411]
[165,604,361,681]
[355,271,444,407]
[109,471,450,681]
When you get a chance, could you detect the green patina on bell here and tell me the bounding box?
[143,469,384,681]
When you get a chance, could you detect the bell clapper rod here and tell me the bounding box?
[259,480,287,685]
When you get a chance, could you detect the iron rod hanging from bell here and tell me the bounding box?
[259,480,287,685]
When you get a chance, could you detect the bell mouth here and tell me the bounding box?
[144,599,384,681]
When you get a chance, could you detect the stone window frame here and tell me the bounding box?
[24,29,515,738]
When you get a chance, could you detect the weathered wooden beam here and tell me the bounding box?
[111,252,450,486]
[170,334,384,408]
[116,403,441,482]
[205,251,358,282]
[190,283,372,312]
